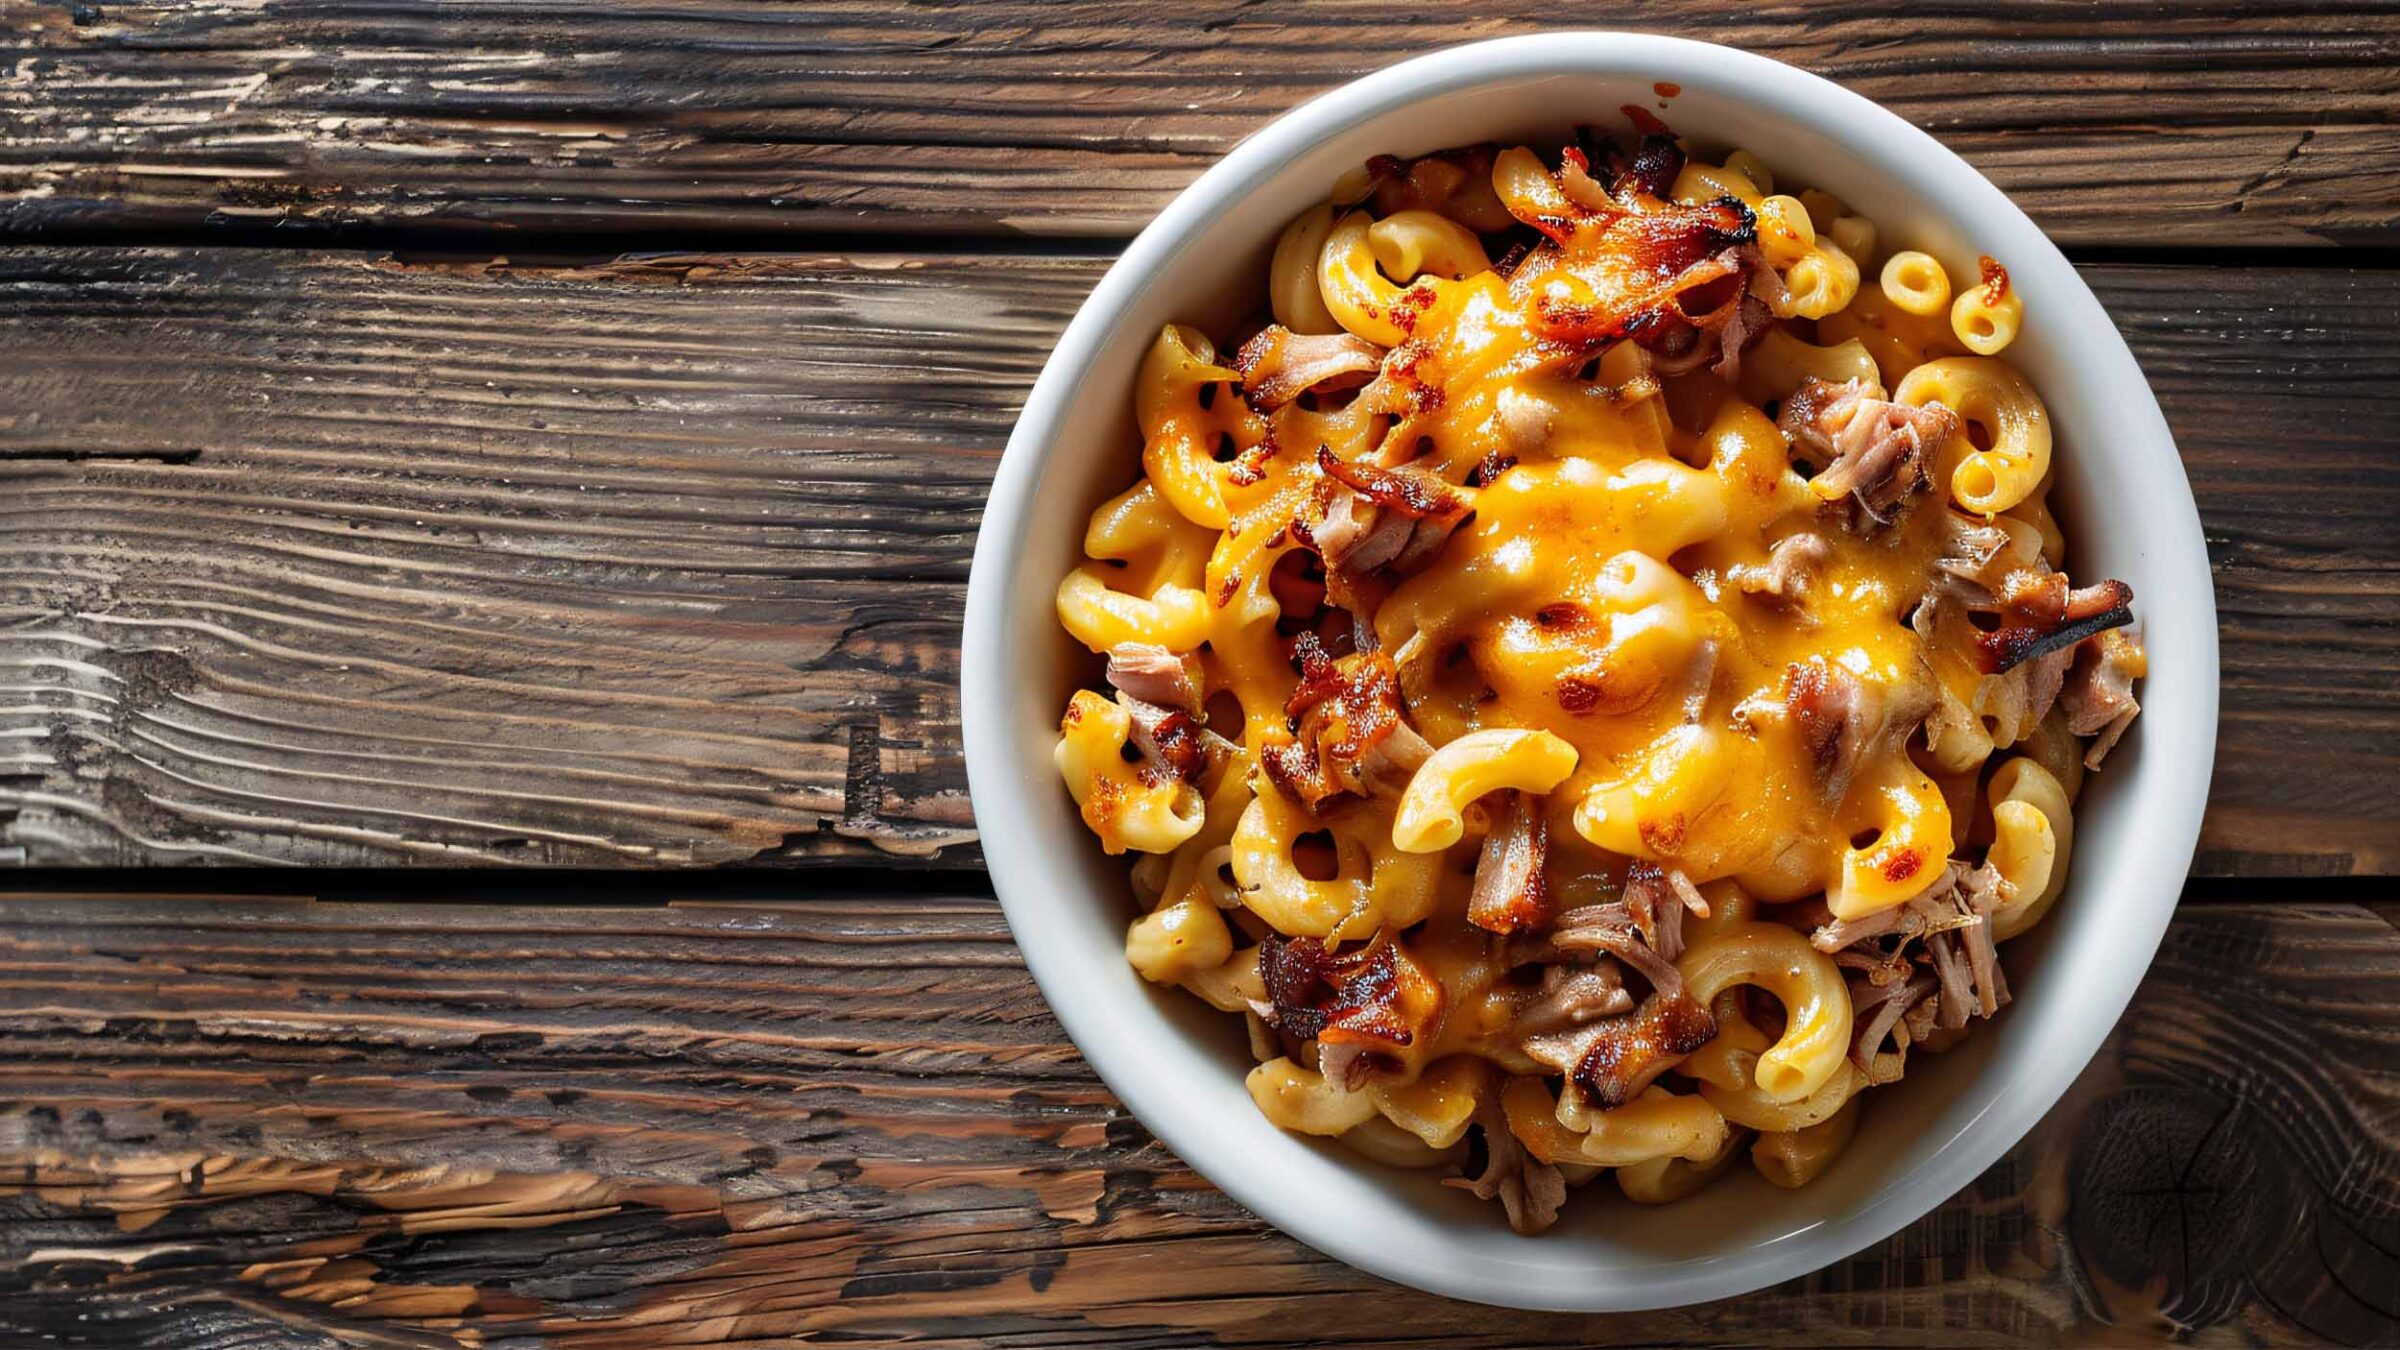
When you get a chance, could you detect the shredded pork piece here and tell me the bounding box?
[1554,987,1717,1112]
[1233,326,1384,409]
[1511,961,1636,1043]
[1468,789,1551,933]
[2061,625,2145,768]
[1541,902,1683,997]
[1298,447,1473,601]
[1779,376,1959,529]
[1620,861,1708,962]
[1850,971,1938,1084]
[1105,643,1203,712]
[1120,694,1234,787]
[1782,657,1935,810]
[1515,897,1717,1111]
[1444,1094,1566,1235]
[1818,861,2010,1065]
[1260,634,1433,812]
[1935,514,2018,593]
[1255,932,1435,1087]
[1734,531,1830,609]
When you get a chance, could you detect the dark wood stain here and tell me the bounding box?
[2,2,2397,245]
[0,895,2388,1345]
[1,2,2396,1342]
[2,253,2395,873]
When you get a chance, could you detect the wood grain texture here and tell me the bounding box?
[3,249,2397,872]
[0,893,2389,1347]
[4,1,2398,246]
[0,249,1082,867]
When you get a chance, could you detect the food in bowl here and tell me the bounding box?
[1046,117,2147,1234]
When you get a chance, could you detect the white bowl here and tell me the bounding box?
[962,32,2218,1310]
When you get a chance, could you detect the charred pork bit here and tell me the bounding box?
[1260,633,1433,811]
[1255,931,1436,1088]
[1443,1094,1567,1235]
[1559,988,1718,1112]
[1302,446,1474,594]
[1913,581,2074,744]
[1975,577,2134,675]
[1512,893,1717,1110]
[1233,326,1384,410]
[1469,789,1552,934]
[1120,694,1235,787]
[1613,131,1688,203]
[2061,625,2145,769]
[1105,642,1203,712]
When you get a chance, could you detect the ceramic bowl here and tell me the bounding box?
[962,31,2218,1309]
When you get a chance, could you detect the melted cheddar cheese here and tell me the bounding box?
[1050,130,2143,1229]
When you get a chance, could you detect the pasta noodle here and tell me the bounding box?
[1050,116,2147,1231]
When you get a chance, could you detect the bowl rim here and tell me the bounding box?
[963,29,2219,1310]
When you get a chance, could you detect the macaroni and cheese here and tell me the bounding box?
[1051,120,2146,1232]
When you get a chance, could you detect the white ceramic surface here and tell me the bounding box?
[961,32,2218,1310]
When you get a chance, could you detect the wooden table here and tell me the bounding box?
[2,4,2396,1344]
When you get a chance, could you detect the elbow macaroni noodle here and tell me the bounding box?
[1050,123,2143,1228]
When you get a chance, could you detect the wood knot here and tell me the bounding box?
[2069,1086,2296,1331]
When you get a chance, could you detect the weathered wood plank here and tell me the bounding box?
[4,1,2397,246]
[0,894,2389,1345]
[2,250,2395,873]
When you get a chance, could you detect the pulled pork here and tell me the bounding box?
[1443,1093,1566,1235]
[1780,376,1961,530]
[1619,860,1708,962]
[1812,860,2010,1084]
[1300,446,1473,594]
[1254,931,1439,1090]
[1260,632,1434,812]
[1121,694,1235,787]
[2061,625,2145,768]
[1513,895,1717,1110]
[1783,657,1935,810]
[1468,789,1551,934]
[1234,326,1383,410]
[1105,642,1203,712]
[1732,530,1830,610]
[1976,576,2136,676]
[1511,961,1636,1042]
[1919,510,2140,754]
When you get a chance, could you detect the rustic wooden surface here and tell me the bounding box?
[2,252,2394,873]
[5,2,2398,246]
[0,894,2392,1348]
[3,2,2399,1345]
